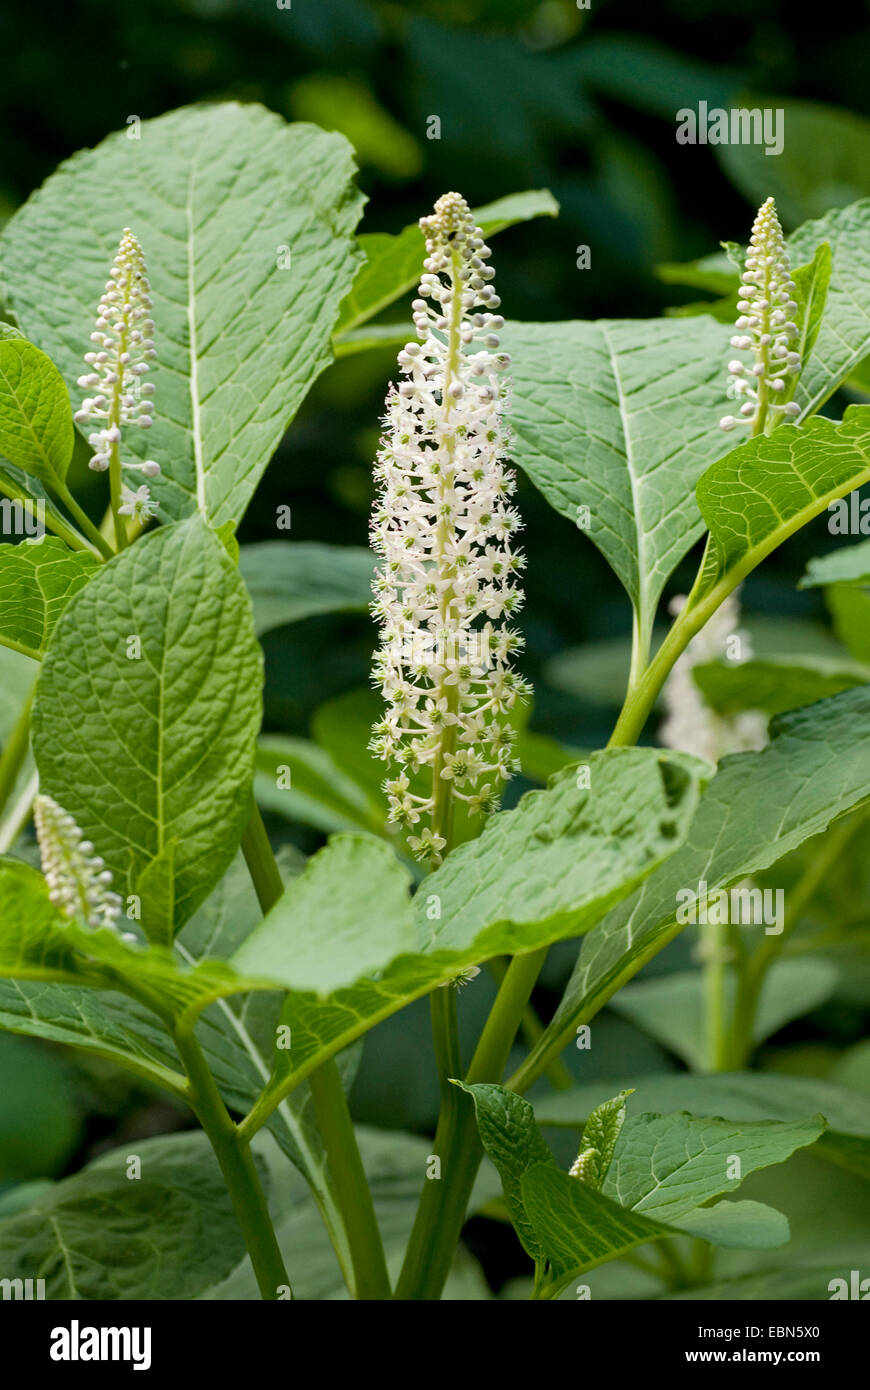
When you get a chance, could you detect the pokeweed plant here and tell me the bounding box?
[0,104,868,1301]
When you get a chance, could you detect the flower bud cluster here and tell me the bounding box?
[74,228,160,523]
[720,198,802,434]
[369,192,529,862]
[34,794,124,932]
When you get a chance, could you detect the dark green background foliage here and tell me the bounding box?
[4,0,870,1294]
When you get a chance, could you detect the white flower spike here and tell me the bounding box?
[720,197,802,436]
[74,228,160,516]
[34,794,124,932]
[370,192,529,863]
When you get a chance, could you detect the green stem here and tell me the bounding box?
[56,485,115,560]
[240,800,390,1300]
[0,688,33,822]
[108,441,128,551]
[308,1062,392,1299]
[727,810,866,1068]
[173,1027,291,1299]
[486,957,573,1089]
[702,916,730,1073]
[395,948,546,1300]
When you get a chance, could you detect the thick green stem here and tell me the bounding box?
[173,1028,291,1299]
[702,917,731,1072]
[240,800,390,1299]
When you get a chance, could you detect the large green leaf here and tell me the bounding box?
[254,735,386,836]
[0,858,276,1034]
[604,1111,823,1222]
[0,1133,256,1299]
[694,407,870,601]
[457,1083,556,1266]
[521,1164,675,1291]
[238,541,374,635]
[789,199,870,415]
[692,655,867,717]
[334,190,558,338]
[517,684,870,1081]
[535,1070,870,1139]
[0,339,73,491]
[0,103,365,527]
[32,516,263,934]
[0,537,98,659]
[239,747,708,1116]
[610,961,840,1071]
[505,316,733,642]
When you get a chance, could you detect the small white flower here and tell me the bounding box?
[720,198,802,435]
[118,484,159,522]
[34,794,124,932]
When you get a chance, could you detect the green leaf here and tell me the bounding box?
[0,1133,256,1299]
[521,684,870,1076]
[789,199,870,416]
[0,339,73,491]
[655,253,738,296]
[0,858,277,1035]
[693,406,870,601]
[604,1110,824,1222]
[505,316,734,642]
[0,460,89,552]
[255,735,386,836]
[239,541,375,635]
[0,537,98,659]
[334,190,559,337]
[610,961,840,1071]
[800,536,870,588]
[577,1088,633,1189]
[535,1070,870,1139]
[692,655,867,717]
[32,516,263,933]
[521,1163,674,1289]
[243,746,708,1108]
[791,241,832,373]
[717,99,870,228]
[675,1199,789,1249]
[457,1082,556,1265]
[0,103,365,528]
[234,835,414,994]
[0,1035,83,1181]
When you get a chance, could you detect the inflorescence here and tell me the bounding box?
[74,228,160,524]
[720,197,802,435]
[369,192,529,863]
[34,794,124,932]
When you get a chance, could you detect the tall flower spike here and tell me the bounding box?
[720,197,802,435]
[74,228,160,519]
[369,192,529,864]
[34,794,124,932]
[659,591,767,763]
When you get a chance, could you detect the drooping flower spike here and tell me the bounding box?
[34,794,124,932]
[369,192,529,863]
[720,197,802,435]
[74,228,160,519]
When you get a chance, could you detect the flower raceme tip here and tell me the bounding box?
[720,197,802,436]
[74,228,160,519]
[33,794,124,933]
